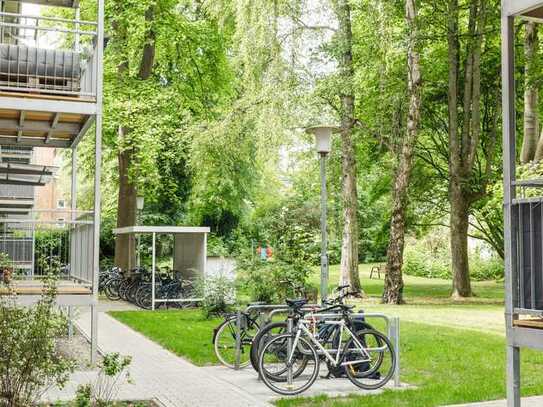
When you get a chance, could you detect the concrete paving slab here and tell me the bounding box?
[202,365,411,404]
[444,396,543,407]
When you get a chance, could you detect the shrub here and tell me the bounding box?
[403,232,504,281]
[196,269,236,318]
[75,352,132,407]
[236,255,310,303]
[0,277,75,407]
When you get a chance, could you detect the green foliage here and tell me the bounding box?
[403,231,504,282]
[237,254,310,303]
[75,353,132,407]
[0,277,75,406]
[196,271,236,318]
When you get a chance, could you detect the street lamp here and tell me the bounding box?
[305,126,338,303]
[136,196,145,212]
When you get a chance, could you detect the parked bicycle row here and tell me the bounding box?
[99,266,197,310]
[212,285,397,396]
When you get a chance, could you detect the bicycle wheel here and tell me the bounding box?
[250,321,287,371]
[344,329,396,390]
[214,317,258,369]
[118,279,131,301]
[258,333,319,396]
[136,286,152,310]
[104,278,121,301]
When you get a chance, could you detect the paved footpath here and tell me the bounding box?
[445,396,543,407]
[45,310,269,407]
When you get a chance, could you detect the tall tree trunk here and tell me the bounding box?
[114,127,137,271]
[450,179,471,298]
[522,22,539,163]
[383,0,422,305]
[113,4,156,272]
[446,0,486,298]
[335,0,361,292]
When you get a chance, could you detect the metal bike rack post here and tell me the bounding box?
[389,316,401,387]
[234,309,242,370]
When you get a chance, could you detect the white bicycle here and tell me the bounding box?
[257,299,396,395]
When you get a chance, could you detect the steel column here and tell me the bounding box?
[90,0,105,365]
[502,11,521,407]
[319,152,329,302]
[152,232,156,311]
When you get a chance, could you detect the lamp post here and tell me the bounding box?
[305,126,337,303]
[136,195,144,267]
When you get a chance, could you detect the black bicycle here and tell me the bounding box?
[213,306,263,369]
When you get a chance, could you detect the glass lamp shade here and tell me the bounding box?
[136,196,145,211]
[305,126,338,154]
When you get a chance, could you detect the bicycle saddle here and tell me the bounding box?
[286,298,307,309]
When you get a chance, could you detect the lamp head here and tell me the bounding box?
[136,196,145,211]
[305,126,339,155]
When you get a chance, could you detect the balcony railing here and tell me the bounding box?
[0,209,94,280]
[0,10,98,98]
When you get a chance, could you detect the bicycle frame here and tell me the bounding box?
[288,318,371,368]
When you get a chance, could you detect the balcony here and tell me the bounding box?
[0,1,99,99]
[0,0,101,148]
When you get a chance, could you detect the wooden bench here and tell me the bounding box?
[370,264,385,279]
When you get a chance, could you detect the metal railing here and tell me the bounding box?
[0,11,98,97]
[231,303,401,387]
[511,197,543,313]
[0,209,94,281]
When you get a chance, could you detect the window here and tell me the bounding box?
[57,199,66,209]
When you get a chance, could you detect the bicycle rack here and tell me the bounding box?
[232,304,401,388]
[233,303,321,370]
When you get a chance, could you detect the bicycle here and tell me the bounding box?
[213,306,263,369]
[257,298,396,395]
[249,285,373,372]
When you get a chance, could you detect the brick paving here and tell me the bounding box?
[45,309,269,407]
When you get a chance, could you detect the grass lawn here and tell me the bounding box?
[108,265,527,406]
[110,309,222,366]
[109,309,543,407]
[313,263,504,304]
[276,322,543,407]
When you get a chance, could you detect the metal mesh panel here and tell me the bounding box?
[514,199,543,311]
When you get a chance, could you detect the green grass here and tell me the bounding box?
[109,309,543,407]
[109,309,222,366]
[276,322,543,407]
[313,263,504,304]
[107,268,525,406]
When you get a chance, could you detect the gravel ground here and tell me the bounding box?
[56,329,103,370]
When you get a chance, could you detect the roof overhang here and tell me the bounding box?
[504,0,543,20]
[21,0,80,8]
[0,163,58,186]
[113,226,211,235]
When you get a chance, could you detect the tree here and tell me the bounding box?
[522,22,539,164]
[446,0,499,298]
[333,0,361,292]
[382,0,422,304]
[111,1,156,272]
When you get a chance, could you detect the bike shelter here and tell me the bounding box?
[113,225,210,310]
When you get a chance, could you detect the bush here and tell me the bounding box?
[196,269,236,318]
[403,231,504,282]
[236,255,310,303]
[75,352,132,407]
[0,276,75,407]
